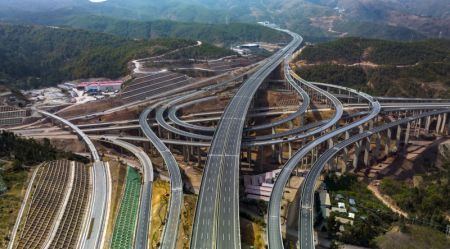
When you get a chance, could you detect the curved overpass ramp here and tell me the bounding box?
[94,138,154,249]
[139,105,182,249]
[33,108,110,249]
[266,71,381,249]
[299,108,450,249]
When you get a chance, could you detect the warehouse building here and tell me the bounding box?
[77,80,123,92]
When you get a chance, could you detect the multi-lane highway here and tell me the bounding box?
[190,28,302,249]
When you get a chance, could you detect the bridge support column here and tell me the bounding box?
[271,128,276,159]
[167,132,172,151]
[440,113,447,134]
[328,139,334,149]
[186,147,191,163]
[247,148,252,167]
[343,131,350,163]
[143,142,150,154]
[182,146,188,162]
[395,125,402,152]
[415,118,422,138]
[358,125,364,134]
[353,141,362,169]
[257,146,264,166]
[311,147,318,165]
[385,128,392,156]
[197,146,201,167]
[363,137,370,167]
[288,142,292,158]
[288,120,295,135]
[447,115,450,135]
[425,116,431,134]
[374,133,381,161]
[436,114,442,134]
[403,122,411,154]
[278,144,282,164]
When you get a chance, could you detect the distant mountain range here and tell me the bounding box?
[0,0,448,41]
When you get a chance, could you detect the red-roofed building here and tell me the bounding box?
[77,80,123,92]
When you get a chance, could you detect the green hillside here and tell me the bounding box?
[295,38,450,98]
[298,37,450,65]
[0,23,196,89]
[2,12,290,46]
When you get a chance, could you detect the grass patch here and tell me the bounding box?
[149,180,170,248]
[240,218,266,249]
[375,224,450,249]
[178,194,197,248]
[0,165,31,248]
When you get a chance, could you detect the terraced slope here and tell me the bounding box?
[48,162,91,249]
[15,160,71,249]
[111,166,141,249]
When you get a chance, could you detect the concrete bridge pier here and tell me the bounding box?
[363,137,371,167]
[182,146,188,162]
[352,141,362,170]
[425,116,431,134]
[197,146,201,167]
[311,147,318,166]
[447,114,450,135]
[373,133,382,161]
[328,138,334,149]
[143,142,150,154]
[385,128,392,156]
[414,118,422,138]
[403,122,411,154]
[342,131,350,162]
[278,144,282,164]
[440,113,447,134]
[436,114,442,134]
[271,128,276,159]
[395,125,402,152]
[185,146,191,162]
[288,142,292,159]
[247,148,252,167]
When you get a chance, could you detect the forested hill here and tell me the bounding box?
[0,23,216,89]
[295,38,450,98]
[2,12,290,46]
[298,37,450,65]
[62,18,291,46]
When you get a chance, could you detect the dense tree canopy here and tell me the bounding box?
[0,23,196,89]
[295,37,450,98]
[0,131,88,167]
[298,37,450,65]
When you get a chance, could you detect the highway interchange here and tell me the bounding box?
[8,24,450,249]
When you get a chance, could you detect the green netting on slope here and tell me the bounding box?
[111,166,141,249]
